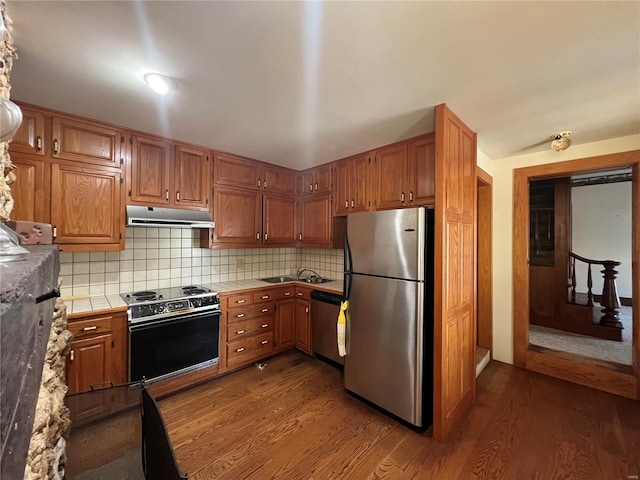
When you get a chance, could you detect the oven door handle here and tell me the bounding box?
[129,310,220,332]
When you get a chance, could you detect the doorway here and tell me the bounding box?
[476,167,492,376]
[512,150,639,400]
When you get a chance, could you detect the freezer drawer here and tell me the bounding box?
[310,290,344,365]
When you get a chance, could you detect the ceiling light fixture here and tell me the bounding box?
[144,73,178,95]
[550,131,572,152]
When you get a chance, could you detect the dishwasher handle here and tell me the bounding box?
[310,290,343,305]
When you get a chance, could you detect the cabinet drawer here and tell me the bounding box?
[252,290,276,303]
[276,286,296,300]
[68,316,113,338]
[295,287,311,300]
[226,332,274,368]
[227,293,252,307]
[226,317,274,339]
[227,302,275,323]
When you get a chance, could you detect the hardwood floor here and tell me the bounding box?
[158,351,640,480]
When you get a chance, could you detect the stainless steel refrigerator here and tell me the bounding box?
[344,206,434,427]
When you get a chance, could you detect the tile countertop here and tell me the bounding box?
[63,278,344,316]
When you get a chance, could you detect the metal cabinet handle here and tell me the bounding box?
[309,184,313,192]
[409,191,413,201]
[256,232,260,241]
[165,189,169,201]
[284,292,291,296]
[52,226,57,239]
[53,139,59,154]
[345,200,348,208]
[315,183,318,191]
[257,179,261,187]
[82,326,98,331]
[298,233,302,241]
[236,299,246,304]
[261,308,269,313]
[305,307,309,313]
[235,330,246,335]
[36,136,42,151]
[261,340,269,345]
[261,295,269,299]
[235,347,245,353]
[351,199,354,208]
[264,180,267,188]
[70,349,74,361]
[235,313,246,318]
[401,192,405,203]
[297,292,303,297]
[261,323,269,328]
[265,233,269,241]
[176,191,180,202]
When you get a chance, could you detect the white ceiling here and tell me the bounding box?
[6,1,640,170]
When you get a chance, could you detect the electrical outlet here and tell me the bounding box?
[236,257,245,269]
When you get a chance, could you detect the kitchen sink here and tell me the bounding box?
[301,277,332,284]
[260,276,298,283]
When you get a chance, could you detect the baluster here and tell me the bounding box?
[586,263,594,306]
[599,261,622,328]
[570,257,576,304]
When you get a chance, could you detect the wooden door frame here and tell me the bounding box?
[513,150,640,400]
[477,167,492,354]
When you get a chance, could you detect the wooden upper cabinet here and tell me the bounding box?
[9,105,46,156]
[51,115,123,168]
[299,193,332,245]
[263,194,297,245]
[50,162,123,249]
[263,165,297,195]
[334,153,370,215]
[213,153,261,190]
[302,164,332,196]
[9,153,50,223]
[333,160,350,216]
[212,186,262,245]
[174,144,209,209]
[408,135,436,206]
[129,134,172,206]
[374,144,408,210]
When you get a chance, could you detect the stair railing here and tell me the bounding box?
[568,252,622,328]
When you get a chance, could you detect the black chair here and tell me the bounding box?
[141,387,188,480]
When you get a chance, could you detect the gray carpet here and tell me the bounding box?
[68,448,144,480]
[529,305,632,365]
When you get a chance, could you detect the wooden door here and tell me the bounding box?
[263,165,297,195]
[129,135,172,206]
[295,300,312,354]
[213,153,261,190]
[299,194,332,245]
[9,105,45,156]
[66,334,112,394]
[315,164,333,194]
[9,154,50,222]
[350,153,370,212]
[212,186,262,246]
[301,169,315,196]
[276,299,296,351]
[408,135,436,206]
[433,103,477,440]
[51,115,122,168]
[333,160,350,215]
[174,144,209,209]
[50,163,123,248]
[263,194,297,245]
[374,144,408,210]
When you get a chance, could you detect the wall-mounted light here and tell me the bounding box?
[0,97,23,143]
[144,73,178,95]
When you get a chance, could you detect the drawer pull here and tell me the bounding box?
[36,136,43,151]
[235,347,245,353]
[70,349,74,361]
[82,326,98,331]
[235,313,246,318]
[261,324,269,328]
[261,340,269,345]
[53,139,59,154]
[236,299,246,304]
[297,292,303,296]
[235,330,246,335]
[261,308,269,313]
[261,295,269,299]
[284,292,291,296]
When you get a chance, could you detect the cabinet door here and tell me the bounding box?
[129,135,172,206]
[374,144,408,210]
[50,163,123,247]
[301,169,315,196]
[299,194,332,245]
[51,116,122,168]
[9,154,50,222]
[212,186,262,245]
[315,164,332,194]
[408,136,435,206]
[263,193,297,245]
[275,299,296,351]
[174,145,209,209]
[350,153,370,212]
[333,160,350,216]
[9,105,45,156]
[67,333,113,394]
[213,153,261,190]
[295,300,312,354]
[263,165,297,195]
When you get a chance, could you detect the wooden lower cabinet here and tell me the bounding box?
[66,310,128,395]
[275,298,296,352]
[294,299,312,355]
[226,332,274,368]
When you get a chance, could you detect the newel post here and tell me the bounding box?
[600,261,622,329]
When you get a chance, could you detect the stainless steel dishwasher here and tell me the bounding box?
[310,290,344,366]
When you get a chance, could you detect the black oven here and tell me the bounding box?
[129,309,220,383]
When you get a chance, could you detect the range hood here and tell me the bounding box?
[126,205,214,229]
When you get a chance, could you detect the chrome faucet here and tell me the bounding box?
[296,268,322,280]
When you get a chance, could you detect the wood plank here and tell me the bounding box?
[477,180,492,352]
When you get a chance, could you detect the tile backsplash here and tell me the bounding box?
[59,227,343,297]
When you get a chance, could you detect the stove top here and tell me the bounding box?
[121,285,215,305]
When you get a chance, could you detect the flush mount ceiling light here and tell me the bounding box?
[144,73,178,95]
[550,131,572,152]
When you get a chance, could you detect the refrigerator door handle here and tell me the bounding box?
[343,229,353,299]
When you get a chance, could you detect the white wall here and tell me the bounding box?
[477,148,492,174]
[490,134,640,364]
[572,182,632,298]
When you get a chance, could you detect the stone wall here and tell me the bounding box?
[0,1,17,221]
